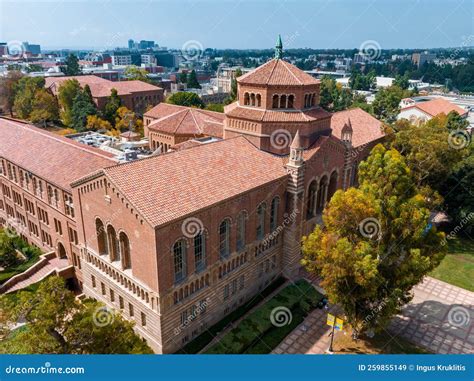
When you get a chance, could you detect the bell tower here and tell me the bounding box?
[282,131,306,279]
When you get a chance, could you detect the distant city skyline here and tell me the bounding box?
[0,0,472,50]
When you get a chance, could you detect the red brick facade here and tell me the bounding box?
[1,56,385,354]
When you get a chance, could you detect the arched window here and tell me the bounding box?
[272,94,279,108]
[250,93,256,106]
[270,197,279,232]
[327,171,338,202]
[57,242,67,259]
[96,218,107,255]
[219,219,231,258]
[256,94,261,107]
[311,93,316,106]
[287,94,294,108]
[119,232,131,270]
[236,211,247,252]
[304,94,308,108]
[280,94,287,108]
[173,239,187,283]
[107,225,119,262]
[256,203,266,240]
[194,231,206,272]
[317,175,328,214]
[244,92,250,105]
[306,181,318,219]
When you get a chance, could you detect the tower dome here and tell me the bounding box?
[224,37,332,154]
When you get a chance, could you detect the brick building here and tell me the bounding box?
[0,118,115,288]
[45,75,164,114]
[0,39,384,353]
[144,103,224,152]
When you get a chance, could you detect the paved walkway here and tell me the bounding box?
[4,257,70,293]
[273,277,474,354]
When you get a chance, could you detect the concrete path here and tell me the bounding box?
[273,277,474,354]
[4,257,70,293]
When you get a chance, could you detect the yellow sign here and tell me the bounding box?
[326,313,335,327]
[335,318,344,331]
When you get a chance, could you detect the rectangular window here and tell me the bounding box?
[91,275,96,288]
[110,289,115,302]
[223,284,230,300]
[119,296,124,309]
[129,303,134,317]
[180,310,188,326]
[141,312,146,327]
[239,275,245,290]
[101,282,106,295]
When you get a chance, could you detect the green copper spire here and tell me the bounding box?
[275,34,283,59]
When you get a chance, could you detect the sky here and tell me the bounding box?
[0,0,473,50]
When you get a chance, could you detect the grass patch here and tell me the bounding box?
[205,279,323,354]
[1,279,42,304]
[430,237,474,291]
[176,276,286,354]
[334,330,430,354]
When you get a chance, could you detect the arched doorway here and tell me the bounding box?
[57,242,67,259]
[316,175,328,214]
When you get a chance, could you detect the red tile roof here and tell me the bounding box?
[402,98,468,117]
[225,102,331,123]
[237,59,320,86]
[331,108,385,148]
[45,76,162,98]
[0,118,115,190]
[101,136,287,227]
[146,104,224,138]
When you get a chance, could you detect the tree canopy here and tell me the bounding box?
[0,71,23,116]
[123,66,150,83]
[302,145,446,337]
[319,76,353,112]
[70,85,97,131]
[61,54,81,76]
[0,276,153,354]
[186,70,201,89]
[58,79,82,127]
[167,92,204,108]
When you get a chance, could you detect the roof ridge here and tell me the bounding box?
[266,59,279,85]
[174,109,191,134]
[189,108,203,134]
[281,60,303,85]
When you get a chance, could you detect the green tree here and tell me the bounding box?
[179,72,188,84]
[226,68,242,103]
[0,71,23,116]
[372,85,408,123]
[349,70,376,91]
[319,76,353,112]
[61,54,80,76]
[29,89,59,126]
[445,110,469,131]
[391,114,469,190]
[104,88,122,125]
[167,92,204,108]
[186,70,201,89]
[0,229,20,269]
[12,77,45,119]
[123,66,150,83]
[393,74,410,90]
[441,154,474,236]
[302,145,445,337]
[70,87,97,131]
[0,276,153,354]
[58,79,82,127]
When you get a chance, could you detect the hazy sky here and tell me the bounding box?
[0,0,473,50]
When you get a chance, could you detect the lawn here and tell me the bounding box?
[205,279,323,354]
[334,330,430,354]
[176,276,286,354]
[430,237,474,291]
